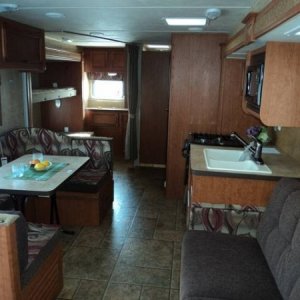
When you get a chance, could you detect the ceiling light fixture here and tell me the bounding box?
[165,18,206,26]
[45,12,65,19]
[0,3,18,13]
[146,44,171,49]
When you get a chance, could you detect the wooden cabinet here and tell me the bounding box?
[0,17,45,72]
[243,42,300,127]
[84,48,126,72]
[84,109,128,158]
[190,174,276,207]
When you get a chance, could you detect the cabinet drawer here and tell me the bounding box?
[92,112,119,127]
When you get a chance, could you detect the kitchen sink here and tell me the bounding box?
[203,148,272,174]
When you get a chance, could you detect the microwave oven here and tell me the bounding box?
[245,63,264,112]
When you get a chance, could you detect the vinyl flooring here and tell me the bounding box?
[57,160,186,300]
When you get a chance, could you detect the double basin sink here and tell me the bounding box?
[203,148,278,174]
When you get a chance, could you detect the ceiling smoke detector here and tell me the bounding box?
[205,8,222,21]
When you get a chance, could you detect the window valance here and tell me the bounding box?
[87,72,124,81]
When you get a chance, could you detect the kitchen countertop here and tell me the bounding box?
[85,107,128,112]
[190,144,300,179]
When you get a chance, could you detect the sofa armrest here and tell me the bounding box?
[71,136,113,172]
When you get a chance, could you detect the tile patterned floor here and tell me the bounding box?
[57,161,186,300]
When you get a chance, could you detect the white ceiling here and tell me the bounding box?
[0,0,263,47]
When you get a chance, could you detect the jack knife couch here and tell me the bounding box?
[0,127,113,226]
[180,178,300,300]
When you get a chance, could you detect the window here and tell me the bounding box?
[91,80,124,100]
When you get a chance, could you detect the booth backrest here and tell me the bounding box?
[0,128,113,172]
[0,128,72,160]
[257,178,300,300]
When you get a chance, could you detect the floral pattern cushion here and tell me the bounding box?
[190,202,266,238]
[71,138,112,171]
[0,128,72,161]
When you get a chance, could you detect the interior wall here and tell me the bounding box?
[0,69,25,134]
[166,33,228,199]
[275,127,300,163]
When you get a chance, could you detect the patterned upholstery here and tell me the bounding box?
[190,203,265,237]
[0,128,113,190]
[71,138,112,171]
[0,128,72,160]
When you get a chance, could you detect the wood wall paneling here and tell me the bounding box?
[166,34,227,199]
[140,51,170,165]
[219,58,262,138]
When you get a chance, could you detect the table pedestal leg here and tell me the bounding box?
[50,194,60,224]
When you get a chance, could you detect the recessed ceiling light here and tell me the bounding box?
[45,12,65,19]
[165,18,206,26]
[146,44,171,49]
[0,3,18,13]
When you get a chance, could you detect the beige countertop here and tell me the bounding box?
[85,107,128,112]
[190,144,300,179]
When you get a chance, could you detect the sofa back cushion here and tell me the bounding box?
[257,178,300,300]
[0,128,72,161]
[71,138,112,171]
[30,128,72,155]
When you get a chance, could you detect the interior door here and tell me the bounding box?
[140,51,170,165]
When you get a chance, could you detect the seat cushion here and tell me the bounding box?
[59,168,110,193]
[21,223,60,287]
[180,230,282,300]
[257,178,300,300]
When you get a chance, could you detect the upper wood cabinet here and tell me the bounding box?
[243,42,300,127]
[83,48,126,72]
[0,17,45,72]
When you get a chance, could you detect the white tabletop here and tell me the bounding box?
[0,154,89,195]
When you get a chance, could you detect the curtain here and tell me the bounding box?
[87,72,124,81]
[125,44,141,161]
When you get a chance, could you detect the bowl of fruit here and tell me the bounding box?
[29,160,52,171]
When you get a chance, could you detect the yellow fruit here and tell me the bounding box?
[41,160,50,167]
[34,163,46,170]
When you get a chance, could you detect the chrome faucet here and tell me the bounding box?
[230,131,264,165]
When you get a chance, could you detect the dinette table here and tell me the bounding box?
[0,154,89,224]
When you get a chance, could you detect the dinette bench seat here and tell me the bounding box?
[0,127,114,226]
[0,211,63,300]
